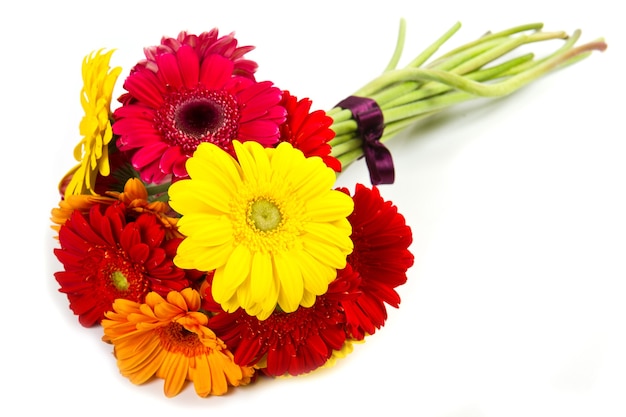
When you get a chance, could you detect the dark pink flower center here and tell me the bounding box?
[157,87,240,153]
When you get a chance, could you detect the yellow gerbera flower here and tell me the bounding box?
[63,49,121,197]
[169,141,354,320]
[102,288,254,398]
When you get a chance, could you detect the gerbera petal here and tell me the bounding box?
[302,230,351,269]
[249,251,275,306]
[174,238,233,272]
[185,142,243,191]
[129,243,150,264]
[155,53,184,89]
[305,191,356,221]
[116,335,162,381]
[198,54,234,89]
[296,250,331,296]
[303,222,354,254]
[162,352,189,397]
[178,217,232,245]
[237,120,281,143]
[233,140,271,185]
[131,142,170,170]
[207,352,229,395]
[123,69,165,108]
[160,146,185,176]
[176,45,200,88]
[191,355,212,397]
[212,245,252,302]
[170,177,235,213]
[271,142,338,199]
[274,251,303,313]
[129,346,167,384]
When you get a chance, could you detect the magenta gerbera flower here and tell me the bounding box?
[137,29,258,79]
[112,46,286,183]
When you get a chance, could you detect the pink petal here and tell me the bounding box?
[176,45,200,88]
[123,70,165,108]
[156,53,184,89]
[198,54,234,89]
[238,120,280,144]
[160,145,187,177]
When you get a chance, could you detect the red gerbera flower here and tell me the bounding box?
[112,46,286,183]
[339,184,414,340]
[54,203,191,327]
[278,90,341,172]
[137,29,257,79]
[205,266,361,377]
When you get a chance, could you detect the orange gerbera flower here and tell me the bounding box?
[50,193,114,234]
[102,288,254,397]
[105,178,180,236]
[51,178,180,237]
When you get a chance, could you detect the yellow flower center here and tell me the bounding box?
[248,199,282,231]
[110,270,130,292]
[230,190,304,254]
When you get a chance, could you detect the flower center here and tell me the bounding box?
[96,248,148,301]
[110,270,130,291]
[249,199,282,232]
[230,188,305,254]
[157,88,240,153]
[158,322,207,357]
[175,99,222,138]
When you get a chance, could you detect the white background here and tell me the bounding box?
[1,1,624,416]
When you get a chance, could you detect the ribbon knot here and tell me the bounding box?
[336,96,394,185]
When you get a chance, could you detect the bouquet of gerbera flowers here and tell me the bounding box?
[50,20,606,398]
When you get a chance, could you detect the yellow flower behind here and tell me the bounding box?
[64,49,121,197]
[169,141,354,320]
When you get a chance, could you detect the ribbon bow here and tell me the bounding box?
[336,96,394,185]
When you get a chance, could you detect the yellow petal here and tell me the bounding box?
[274,251,304,313]
[176,214,232,245]
[249,251,274,304]
[212,245,252,303]
[305,190,354,220]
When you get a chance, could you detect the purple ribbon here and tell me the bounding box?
[336,96,394,185]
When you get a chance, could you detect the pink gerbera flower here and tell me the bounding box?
[137,29,258,79]
[112,46,286,183]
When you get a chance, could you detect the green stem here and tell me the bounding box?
[328,21,607,169]
[383,18,407,71]
[146,182,171,196]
